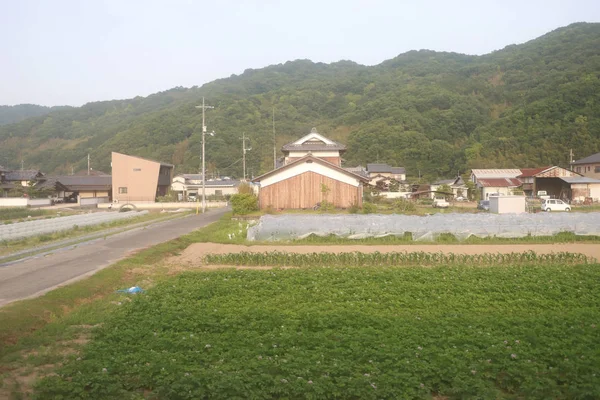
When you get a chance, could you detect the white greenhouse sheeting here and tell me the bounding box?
[0,211,148,241]
[247,213,600,241]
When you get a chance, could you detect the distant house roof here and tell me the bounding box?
[4,170,44,182]
[366,164,406,174]
[0,182,15,190]
[571,152,600,165]
[253,154,369,183]
[517,167,551,178]
[74,170,109,176]
[471,169,522,179]
[432,176,466,186]
[344,166,369,178]
[55,175,112,191]
[281,128,346,152]
[36,177,70,192]
[559,176,600,184]
[477,178,522,187]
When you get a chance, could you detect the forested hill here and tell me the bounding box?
[0,104,71,126]
[1,22,599,180]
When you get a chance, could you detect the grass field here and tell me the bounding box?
[34,265,600,399]
[1,213,599,399]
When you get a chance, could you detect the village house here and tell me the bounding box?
[570,151,600,179]
[430,176,467,199]
[252,128,368,209]
[111,152,174,203]
[171,175,240,199]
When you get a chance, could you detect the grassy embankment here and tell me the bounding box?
[0,212,598,399]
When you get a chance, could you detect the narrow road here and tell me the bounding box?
[0,208,229,307]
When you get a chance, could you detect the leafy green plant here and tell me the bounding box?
[347,202,361,214]
[230,193,259,215]
[362,202,378,214]
[393,198,416,213]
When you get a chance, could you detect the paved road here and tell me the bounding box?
[0,208,229,307]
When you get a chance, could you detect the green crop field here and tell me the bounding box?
[36,264,600,399]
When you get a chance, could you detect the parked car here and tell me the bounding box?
[433,198,449,208]
[541,199,571,212]
[477,200,490,211]
[455,196,467,202]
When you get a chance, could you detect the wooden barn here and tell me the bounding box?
[252,129,368,209]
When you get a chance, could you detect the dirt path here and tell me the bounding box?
[171,243,600,267]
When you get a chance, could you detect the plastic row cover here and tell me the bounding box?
[247,213,600,241]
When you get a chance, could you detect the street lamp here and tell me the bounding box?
[195,97,214,213]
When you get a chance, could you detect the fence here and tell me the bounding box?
[0,198,52,207]
[0,210,148,241]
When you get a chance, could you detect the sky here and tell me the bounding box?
[1,0,598,107]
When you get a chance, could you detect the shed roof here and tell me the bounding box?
[253,154,369,183]
[471,169,522,178]
[571,152,600,165]
[366,164,406,174]
[477,178,522,187]
[517,167,551,178]
[559,176,600,184]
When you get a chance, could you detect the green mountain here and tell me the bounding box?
[1,22,599,180]
[0,104,71,126]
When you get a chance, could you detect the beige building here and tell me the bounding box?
[171,175,240,199]
[571,152,600,179]
[111,152,174,203]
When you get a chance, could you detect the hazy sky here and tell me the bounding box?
[1,0,598,106]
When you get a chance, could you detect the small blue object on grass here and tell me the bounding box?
[116,286,145,294]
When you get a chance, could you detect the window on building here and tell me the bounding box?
[118,187,128,194]
[576,167,581,173]
[215,190,223,197]
[595,166,600,173]
[133,168,141,172]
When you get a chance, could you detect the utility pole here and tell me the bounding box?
[272,107,276,169]
[195,97,214,213]
[87,154,90,175]
[241,132,252,181]
[569,149,574,165]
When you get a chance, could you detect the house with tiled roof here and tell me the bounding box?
[281,128,346,166]
[430,176,468,199]
[571,151,600,180]
[366,164,406,182]
[253,128,368,209]
[171,175,240,199]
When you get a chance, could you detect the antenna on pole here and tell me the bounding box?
[272,107,276,169]
[241,132,252,181]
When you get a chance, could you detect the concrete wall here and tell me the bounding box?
[378,192,412,199]
[98,201,228,210]
[0,198,51,207]
[112,152,160,202]
[80,196,110,206]
[489,196,526,214]
[79,190,110,198]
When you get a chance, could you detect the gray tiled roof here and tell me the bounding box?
[571,152,600,165]
[55,175,112,190]
[344,166,369,178]
[4,170,44,181]
[281,142,346,152]
[367,164,405,174]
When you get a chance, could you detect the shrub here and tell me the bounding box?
[265,205,276,214]
[319,200,335,213]
[393,198,416,213]
[347,202,360,214]
[362,202,378,214]
[230,193,259,215]
[237,182,254,195]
